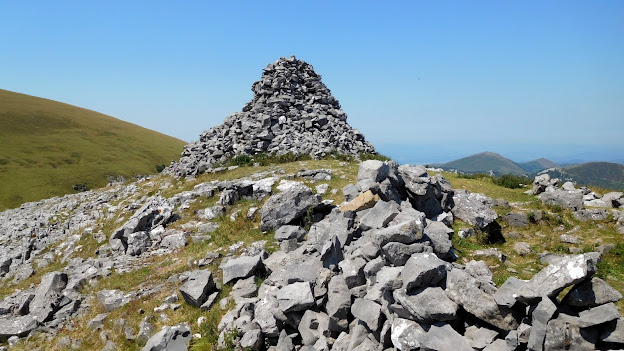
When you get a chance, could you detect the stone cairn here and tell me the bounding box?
[166,56,377,177]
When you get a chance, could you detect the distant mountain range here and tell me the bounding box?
[539,162,624,191]
[439,151,561,175]
[437,151,624,190]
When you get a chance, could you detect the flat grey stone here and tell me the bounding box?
[359,200,400,230]
[179,270,216,307]
[276,282,314,313]
[29,271,68,323]
[600,318,624,344]
[578,302,620,328]
[517,253,598,303]
[401,252,449,291]
[381,242,431,266]
[298,310,330,345]
[422,221,454,258]
[370,220,424,247]
[451,190,497,228]
[326,275,351,332]
[221,255,263,285]
[0,315,38,339]
[562,277,623,307]
[141,323,191,351]
[493,276,526,307]
[445,268,519,330]
[418,323,473,351]
[351,298,382,331]
[260,183,320,231]
[527,297,557,351]
[390,318,426,351]
[98,289,130,312]
[393,287,458,323]
[274,225,306,242]
[464,326,499,350]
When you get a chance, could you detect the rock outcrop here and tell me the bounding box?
[214,161,623,351]
[167,56,376,177]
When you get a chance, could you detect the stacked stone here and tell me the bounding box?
[214,161,624,351]
[167,56,376,177]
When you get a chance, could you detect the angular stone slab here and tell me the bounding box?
[351,298,382,331]
[141,323,191,351]
[370,220,424,247]
[221,255,264,285]
[451,190,497,228]
[401,252,449,291]
[0,315,38,339]
[179,270,216,307]
[578,302,620,328]
[359,200,400,230]
[516,253,598,304]
[445,268,519,330]
[562,277,623,307]
[260,183,320,231]
[493,276,526,307]
[393,287,458,323]
[527,297,556,351]
[29,271,68,323]
[276,282,314,313]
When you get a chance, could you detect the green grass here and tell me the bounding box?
[0,89,186,210]
[442,171,534,203]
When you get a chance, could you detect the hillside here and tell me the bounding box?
[541,162,624,190]
[441,151,526,175]
[0,89,186,210]
[518,157,559,173]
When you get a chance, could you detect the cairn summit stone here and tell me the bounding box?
[167,56,376,176]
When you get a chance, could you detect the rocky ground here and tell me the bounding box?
[0,158,623,351]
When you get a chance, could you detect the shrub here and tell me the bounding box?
[492,174,531,189]
[155,163,166,173]
[457,173,492,180]
[360,153,391,161]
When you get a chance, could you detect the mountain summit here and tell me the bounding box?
[168,56,376,176]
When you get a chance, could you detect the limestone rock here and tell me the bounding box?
[260,183,320,231]
[562,277,623,307]
[141,323,191,351]
[0,316,38,339]
[516,253,598,303]
[179,270,216,307]
[445,268,519,330]
[451,190,497,228]
[221,255,264,285]
[276,282,314,313]
[166,56,377,177]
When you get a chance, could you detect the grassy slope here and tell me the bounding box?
[0,89,186,210]
[441,151,526,175]
[565,162,624,190]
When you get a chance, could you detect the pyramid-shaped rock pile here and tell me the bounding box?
[167,56,376,177]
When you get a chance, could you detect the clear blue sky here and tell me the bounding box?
[2,1,623,163]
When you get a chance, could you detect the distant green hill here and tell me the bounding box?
[518,158,559,173]
[441,151,526,175]
[0,89,186,210]
[541,162,624,190]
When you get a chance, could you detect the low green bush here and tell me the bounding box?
[492,174,531,189]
